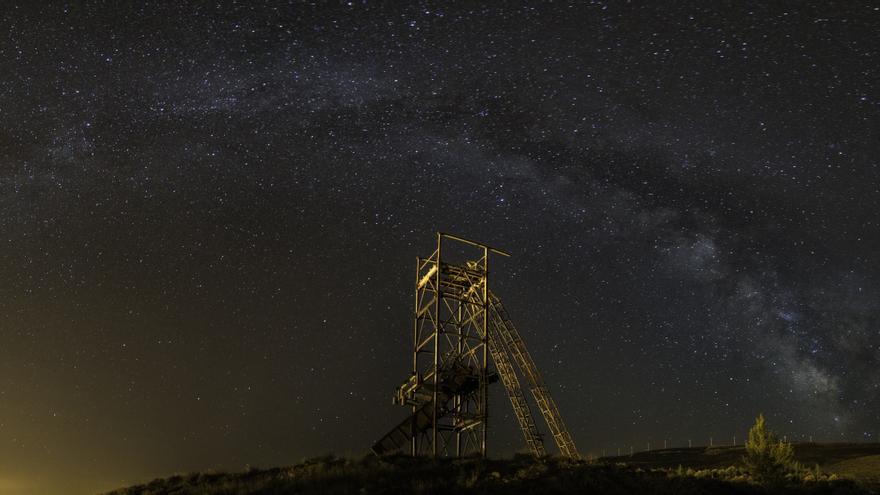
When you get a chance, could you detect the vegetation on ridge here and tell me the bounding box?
[106,448,880,495]
[743,413,796,483]
[105,412,878,495]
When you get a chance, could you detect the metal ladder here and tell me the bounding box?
[489,293,580,459]
[487,324,547,456]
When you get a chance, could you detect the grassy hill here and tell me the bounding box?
[604,443,880,473]
[105,444,880,495]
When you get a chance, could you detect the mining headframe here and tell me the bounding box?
[371,232,580,459]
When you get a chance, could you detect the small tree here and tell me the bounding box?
[743,414,795,484]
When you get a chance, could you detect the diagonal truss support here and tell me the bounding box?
[489,293,580,459]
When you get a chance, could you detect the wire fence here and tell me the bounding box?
[591,433,878,459]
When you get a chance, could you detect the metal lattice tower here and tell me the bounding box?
[371,233,579,459]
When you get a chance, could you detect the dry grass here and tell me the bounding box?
[103,446,880,495]
[828,454,880,484]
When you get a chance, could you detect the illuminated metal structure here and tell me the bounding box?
[371,233,580,459]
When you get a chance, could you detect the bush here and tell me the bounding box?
[743,413,795,484]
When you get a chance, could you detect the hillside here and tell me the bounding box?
[105,443,880,495]
[604,443,880,473]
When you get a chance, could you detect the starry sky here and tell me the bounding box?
[1,2,878,493]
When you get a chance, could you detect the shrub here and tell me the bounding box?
[743,413,795,484]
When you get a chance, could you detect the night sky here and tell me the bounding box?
[1,2,878,493]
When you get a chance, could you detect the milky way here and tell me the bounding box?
[0,2,877,493]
